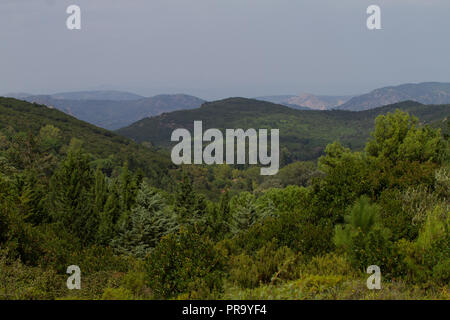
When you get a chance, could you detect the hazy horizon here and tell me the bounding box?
[2,0,450,100]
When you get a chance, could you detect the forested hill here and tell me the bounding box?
[117,98,450,162]
[0,97,173,184]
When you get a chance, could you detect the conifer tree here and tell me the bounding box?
[112,182,176,258]
[207,191,232,240]
[230,192,272,234]
[93,169,107,214]
[230,192,258,234]
[0,174,10,244]
[174,173,207,227]
[48,142,98,245]
[119,162,139,213]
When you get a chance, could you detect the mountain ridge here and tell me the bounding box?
[7,93,205,130]
[117,98,449,162]
[338,82,450,111]
[256,93,353,110]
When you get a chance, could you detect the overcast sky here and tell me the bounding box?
[1,0,449,100]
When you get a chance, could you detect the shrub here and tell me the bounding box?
[378,189,419,241]
[65,246,132,275]
[396,205,449,284]
[334,196,395,274]
[144,228,226,299]
[297,275,345,297]
[101,287,134,300]
[234,205,333,259]
[302,253,355,277]
[0,252,64,300]
[399,185,447,229]
[432,258,450,284]
[121,270,148,298]
[228,241,300,289]
[434,166,450,198]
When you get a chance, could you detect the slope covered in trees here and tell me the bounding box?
[0,97,173,184]
[118,98,449,162]
[0,98,448,300]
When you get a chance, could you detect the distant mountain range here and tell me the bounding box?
[256,82,450,111]
[338,82,450,111]
[117,98,449,162]
[256,94,353,110]
[5,90,145,101]
[3,92,204,130]
[49,90,145,101]
[4,82,450,129]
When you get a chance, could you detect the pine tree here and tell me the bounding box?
[48,142,98,245]
[230,192,258,234]
[95,169,121,245]
[93,169,107,216]
[207,191,232,240]
[0,174,11,244]
[230,192,272,234]
[119,162,139,213]
[112,182,176,258]
[174,173,207,227]
[16,171,47,225]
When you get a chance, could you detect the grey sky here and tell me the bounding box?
[1,0,449,100]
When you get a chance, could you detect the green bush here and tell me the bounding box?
[397,205,449,284]
[234,203,334,259]
[334,196,396,274]
[229,241,299,289]
[101,287,134,300]
[144,228,226,299]
[0,252,64,300]
[378,189,419,241]
[432,258,450,284]
[301,253,355,277]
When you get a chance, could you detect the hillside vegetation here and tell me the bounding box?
[0,97,448,300]
[118,98,449,162]
[0,97,173,185]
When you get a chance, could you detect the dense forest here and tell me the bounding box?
[118,98,449,162]
[0,97,448,300]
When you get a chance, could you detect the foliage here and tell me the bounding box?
[334,197,394,272]
[144,228,226,299]
[111,182,176,258]
[119,98,449,163]
[0,98,449,300]
[228,241,299,289]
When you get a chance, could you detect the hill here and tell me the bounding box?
[338,82,450,111]
[0,97,173,185]
[4,90,144,101]
[256,93,353,110]
[15,94,205,130]
[117,98,449,162]
[49,90,145,101]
